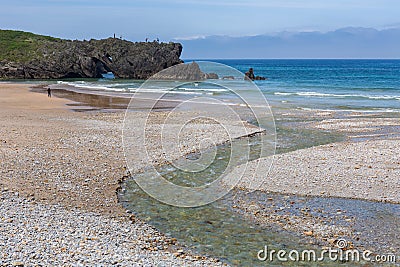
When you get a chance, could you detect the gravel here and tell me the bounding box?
[230,139,400,203]
[1,84,257,266]
[0,191,222,266]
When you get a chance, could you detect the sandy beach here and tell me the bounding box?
[0,83,227,266]
[1,83,399,265]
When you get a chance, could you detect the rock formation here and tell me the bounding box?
[152,61,219,80]
[205,72,219,79]
[244,68,266,81]
[0,30,183,79]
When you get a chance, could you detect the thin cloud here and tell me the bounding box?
[173,35,207,41]
[154,0,385,9]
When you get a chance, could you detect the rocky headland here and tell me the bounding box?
[0,30,183,79]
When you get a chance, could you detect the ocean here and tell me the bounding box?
[213,59,400,112]
[56,59,400,113]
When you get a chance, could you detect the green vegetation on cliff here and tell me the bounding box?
[0,30,62,63]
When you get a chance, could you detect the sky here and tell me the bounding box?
[1,0,400,42]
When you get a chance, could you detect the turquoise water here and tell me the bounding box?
[209,59,400,112]
[51,59,400,112]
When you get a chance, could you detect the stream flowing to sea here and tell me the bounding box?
[28,60,400,265]
[119,60,399,266]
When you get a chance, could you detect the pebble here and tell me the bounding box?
[304,231,313,236]
[0,193,219,266]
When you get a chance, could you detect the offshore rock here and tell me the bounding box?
[206,72,219,79]
[244,68,266,81]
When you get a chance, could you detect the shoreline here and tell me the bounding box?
[1,82,399,264]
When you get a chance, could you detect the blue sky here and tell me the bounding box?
[1,0,400,41]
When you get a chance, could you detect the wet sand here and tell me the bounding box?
[32,85,176,112]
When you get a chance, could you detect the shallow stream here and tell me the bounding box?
[119,122,399,266]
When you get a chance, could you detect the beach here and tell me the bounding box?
[233,137,400,203]
[1,81,399,265]
[0,83,225,266]
[225,109,400,255]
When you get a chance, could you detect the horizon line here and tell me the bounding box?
[183,58,400,60]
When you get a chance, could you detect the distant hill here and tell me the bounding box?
[175,27,400,59]
[0,29,183,79]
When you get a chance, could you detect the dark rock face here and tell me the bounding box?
[0,38,183,79]
[206,72,219,79]
[152,61,219,80]
[244,68,266,81]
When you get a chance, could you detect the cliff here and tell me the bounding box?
[0,30,183,79]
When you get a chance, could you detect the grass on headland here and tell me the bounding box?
[0,29,62,63]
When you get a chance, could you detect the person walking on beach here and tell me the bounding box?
[47,87,51,98]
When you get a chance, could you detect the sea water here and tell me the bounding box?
[213,59,400,112]
[55,59,400,113]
